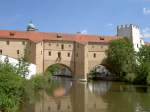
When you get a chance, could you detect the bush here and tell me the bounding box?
[0,62,25,112]
[124,73,136,83]
[0,57,53,112]
[30,73,51,90]
[147,72,150,85]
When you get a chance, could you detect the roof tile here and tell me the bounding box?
[0,30,118,43]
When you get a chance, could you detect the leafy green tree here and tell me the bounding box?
[105,37,136,81]
[135,45,150,84]
[45,64,62,75]
[0,61,25,112]
[15,57,29,78]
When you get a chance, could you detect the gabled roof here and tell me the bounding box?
[0,30,118,43]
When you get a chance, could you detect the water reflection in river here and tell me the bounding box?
[23,77,150,112]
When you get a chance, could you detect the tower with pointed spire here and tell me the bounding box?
[26,21,38,31]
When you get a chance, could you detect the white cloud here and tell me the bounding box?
[81,30,87,34]
[142,27,150,38]
[143,8,150,15]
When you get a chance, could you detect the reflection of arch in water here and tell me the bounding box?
[46,63,73,77]
[87,81,112,95]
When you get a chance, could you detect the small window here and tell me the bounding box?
[49,43,51,46]
[41,42,42,46]
[101,46,103,48]
[137,44,139,48]
[76,53,78,57]
[49,51,51,56]
[68,44,71,47]
[92,45,94,48]
[22,41,25,45]
[56,43,59,46]
[58,52,61,58]
[0,49,2,55]
[17,50,20,54]
[48,106,51,111]
[41,51,42,54]
[68,53,70,57]
[6,41,9,45]
[93,53,96,58]
[61,44,64,50]
[140,40,141,43]
[30,42,32,46]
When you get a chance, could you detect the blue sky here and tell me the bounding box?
[0,0,150,41]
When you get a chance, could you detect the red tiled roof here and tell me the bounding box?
[0,30,118,43]
[145,42,150,46]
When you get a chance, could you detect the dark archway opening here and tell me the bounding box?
[45,64,72,78]
[89,65,114,80]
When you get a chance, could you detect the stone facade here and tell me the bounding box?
[0,33,111,80]
[0,24,145,80]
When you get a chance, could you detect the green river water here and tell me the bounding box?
[22,77,150,112]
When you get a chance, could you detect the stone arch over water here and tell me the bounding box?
[45,63,73,77]
[89,64,111,78]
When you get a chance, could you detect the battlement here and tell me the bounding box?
[117,24,139,29]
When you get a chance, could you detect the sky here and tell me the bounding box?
[0,0,150,41]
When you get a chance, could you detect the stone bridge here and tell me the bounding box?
[0,30,113,81]
[38,41,109,81]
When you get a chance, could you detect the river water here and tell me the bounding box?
[23,77,150,112]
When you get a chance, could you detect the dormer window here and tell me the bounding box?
[99,37,104,40]
[57,34,62,38]
[9,32,15,36]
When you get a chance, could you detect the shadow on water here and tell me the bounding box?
[22,78,150,112]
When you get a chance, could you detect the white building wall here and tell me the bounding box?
[0,55,36,79]
[132,25,142,51]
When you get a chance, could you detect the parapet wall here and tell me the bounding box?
[117,24,139,30]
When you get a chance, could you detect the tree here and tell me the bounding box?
[0,61,25,112]
[105,37,136,80]
[15,57,29,78]
[45,64,62,75]
[135,45,150,84]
